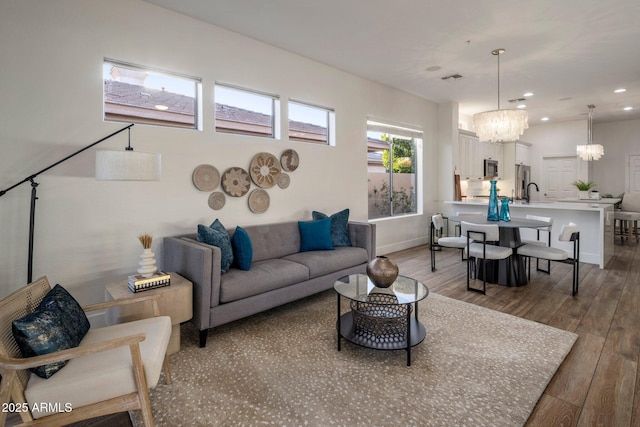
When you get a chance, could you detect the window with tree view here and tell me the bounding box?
[367,119,421,219]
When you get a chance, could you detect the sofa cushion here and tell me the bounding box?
[298,218,334,252]
[241,222,301,262]
[283,246,368,278]
[312,209,352,247]
[24,316,171,419]
[232,226,253,271]
[197,222,233,273]
[219,259,310,303]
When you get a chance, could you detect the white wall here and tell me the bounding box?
[0,0,437,302]
[592,118,640,195]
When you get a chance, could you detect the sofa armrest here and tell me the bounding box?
[348,221,376,260]
[162,236,221,331]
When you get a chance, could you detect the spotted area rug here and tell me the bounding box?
[132,290,577,426]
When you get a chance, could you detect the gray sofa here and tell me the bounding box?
[163,220,376,347]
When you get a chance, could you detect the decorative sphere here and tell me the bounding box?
[366,256,399,288]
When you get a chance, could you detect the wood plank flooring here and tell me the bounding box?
[389,238,640,426]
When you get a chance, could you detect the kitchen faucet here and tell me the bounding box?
[524,182,539,204]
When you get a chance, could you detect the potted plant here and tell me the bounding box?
[573,180,596,199]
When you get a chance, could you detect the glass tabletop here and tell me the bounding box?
[334,274,429,304]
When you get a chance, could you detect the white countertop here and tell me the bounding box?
[556,198,621,204]
[446,199,614,211]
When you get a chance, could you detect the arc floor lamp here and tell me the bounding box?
[0,124,161,282]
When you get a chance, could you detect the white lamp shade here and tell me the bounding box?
[472,109,529,142]
[95,150,161,181]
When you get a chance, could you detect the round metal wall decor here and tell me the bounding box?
[249,152,281,188]
[280,149,299,172]
[248,189,270,213]
[192,164,220,191]
[277,172,290,189]
[221,167,251,197]
[208,192,226,210]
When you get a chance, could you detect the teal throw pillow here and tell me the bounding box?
[232,226,253,271]
[312,209,352,247]
[39,284,90,346]
[298,218,334,252]
[198,222,234,273]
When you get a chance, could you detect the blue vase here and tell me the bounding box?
[487,180,499,221]
[499,198,511,221]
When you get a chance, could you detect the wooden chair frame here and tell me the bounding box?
[0,277,172,427]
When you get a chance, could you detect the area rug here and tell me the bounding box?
[132,290,577,426]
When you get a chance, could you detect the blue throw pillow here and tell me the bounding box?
[198,222,234,273]
[312,209,352,247]
[298,218,334,252]
[232,226,253,271]
[39,284,90,346]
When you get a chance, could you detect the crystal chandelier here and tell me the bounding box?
[576,105,604,161]
[473,49,528,142]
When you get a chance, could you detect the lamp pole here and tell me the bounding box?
[0,124,134,282]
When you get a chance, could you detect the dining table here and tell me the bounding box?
[448,215,550,286]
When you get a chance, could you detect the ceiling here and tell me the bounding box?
[146,0,640,124]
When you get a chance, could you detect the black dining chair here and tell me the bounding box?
[516,223,580,296]
[521,214,553,274]
[430,214,467,271]
[461,221,514,295]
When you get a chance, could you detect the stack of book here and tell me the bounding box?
[128,271,171,293]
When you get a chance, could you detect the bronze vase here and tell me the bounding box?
[366,256,399,288]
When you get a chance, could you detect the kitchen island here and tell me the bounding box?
[445,199,615,268]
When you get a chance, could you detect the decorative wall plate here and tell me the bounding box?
[280,149,299,172]
[249,152,281,188]
[192,164,220,191]
[277,172,290,189]
[221,167,251,197]
[248,189,270,213]
[208,192,226,210]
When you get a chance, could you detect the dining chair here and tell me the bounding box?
[453,211,483,237]
[461,221,513,295]
[521,214,553,274]
[516,223,580,296]
[430,213,467,271]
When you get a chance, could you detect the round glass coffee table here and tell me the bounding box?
[334,274,429,366]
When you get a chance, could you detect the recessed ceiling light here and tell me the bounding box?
[517,104,526,109]
[614,88,627,93]
[155,105,169,111]
[523,92,534,97]
[624,106,634,111]
[541,117,550,121]
[426,65,442,72]
[559,97,572,101]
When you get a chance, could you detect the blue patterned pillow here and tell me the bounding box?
[39,284,90,346]
[312,209,352,247]
[12,305,74,378]
[232,226,253,271]
[298,218,334,252]
[198,221,234,273]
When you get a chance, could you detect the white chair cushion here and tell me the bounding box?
[614,211,640,221]
[520,239,548,247]
[621,193,640,212]
[25,316,171,419]
[559,223,578,242]
[461,222,500,242]
[432,214,445,230]
[517,244,569,261]
[467,243,512,260]
[437,236,468,249]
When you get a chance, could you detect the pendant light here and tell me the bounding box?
[473,49,529,142]
[576,105,604,161]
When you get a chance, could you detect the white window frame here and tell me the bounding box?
[215,83,280,139]
[288,99,335,146]
[103,58,202,130]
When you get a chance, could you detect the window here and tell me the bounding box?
[288,100,335,145]
[103,59,201,129]
[367,119,422,219]
[215,84,280,138]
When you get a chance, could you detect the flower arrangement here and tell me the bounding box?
[138,233,153,249]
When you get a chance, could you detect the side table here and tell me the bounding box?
[104,272,193,355]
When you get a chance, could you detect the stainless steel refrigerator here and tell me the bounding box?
[515,164,531,200]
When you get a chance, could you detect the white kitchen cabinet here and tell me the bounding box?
[515,142,531,165]
[457,132,484,181]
